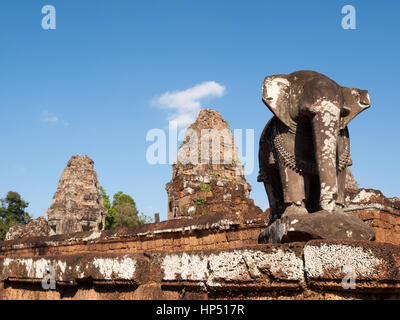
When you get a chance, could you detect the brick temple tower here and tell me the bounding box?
[165,109,262,219]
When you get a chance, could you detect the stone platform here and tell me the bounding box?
[0,209,400,300]
[0,240,399,300]
[258,210,376,244]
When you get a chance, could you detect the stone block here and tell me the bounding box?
[259,211,375,244]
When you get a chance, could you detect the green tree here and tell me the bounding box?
[0,191,31,240]
[100,186,116,230]
[100,187,152,230]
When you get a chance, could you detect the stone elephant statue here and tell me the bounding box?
[258,70,370,224]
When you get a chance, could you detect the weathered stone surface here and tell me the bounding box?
[346,188,400,211]
[345,168,358,191]
[258,70,370,223]
[304,240,400,292]
[46,155,107,235]
[257,71,376,243]
[0,210,269,258]
[166,109,262,219]
[258,211,376,244]
[0,253,142,285]
[344,188,400,245]
[5,217,49,241]
[160,246,305,290]
[0,204,399,300]
[1,240,400,300]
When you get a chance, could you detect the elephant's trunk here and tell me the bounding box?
[310,100,341,212]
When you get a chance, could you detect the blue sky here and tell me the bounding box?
[0,0,399,221]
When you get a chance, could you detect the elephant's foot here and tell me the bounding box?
[281,203,308,218]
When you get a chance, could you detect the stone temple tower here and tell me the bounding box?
[47,155,107,235]
[165,109,262,219]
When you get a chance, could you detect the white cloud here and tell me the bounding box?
[154,81,226,128]
[41,111,69,126]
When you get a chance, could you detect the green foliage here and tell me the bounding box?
[200,184,211,191]
[228,176,241,182]
[104,207,116,230]
[101,187,152,230]
[194,198,206,206]
[211,171,222,178]
[112,191,135,207]
[101,186,115,229]
[200,210,206,216]
[184,210,193,217]
[0,191,31,241]
[113,202,139,228]
[100,186,111,209]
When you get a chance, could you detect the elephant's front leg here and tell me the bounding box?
[311,101,341,212]
[278,164,308,216]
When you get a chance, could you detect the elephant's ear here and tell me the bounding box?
[340,86,371,129]
[262,75,292,128]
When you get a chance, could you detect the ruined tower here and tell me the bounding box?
[345,167,358,191]
[47,155,107,235]
[165,109,262,219]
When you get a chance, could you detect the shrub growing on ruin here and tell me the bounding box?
[0,191,31,240]
[100,187,152,230]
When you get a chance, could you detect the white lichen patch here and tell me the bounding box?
[304,243,383,278]
[82,231,102,242]
[161,249,304,287]
[185,187,194,195]
[162,253,209,281]
[209,219,238,230]
[242,249,304,281]
[320,183,338,211]
[263,77,290,110]
[311,100,340,177]
[352,190,376,204]
[223,193,231,200]
[310,99,340,119]
[93,256,136,280]
[206,251,250,286]
[321,130,336,157]
[3,257,64,279]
